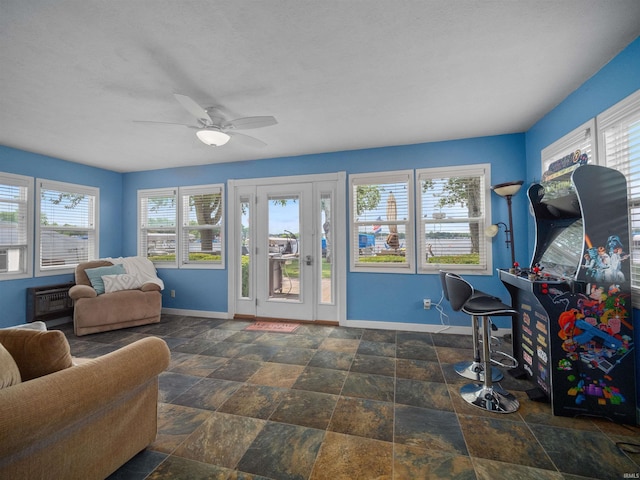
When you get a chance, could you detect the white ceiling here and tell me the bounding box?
[1,1,639,173]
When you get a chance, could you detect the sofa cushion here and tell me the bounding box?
[103,273,143,294]
[0,343,21,388]
[0,329,73,381]
[85,264,126,294]
[74,260,114,287]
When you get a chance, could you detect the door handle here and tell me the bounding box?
[305,255,313,266]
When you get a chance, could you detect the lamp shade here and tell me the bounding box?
[196,129,231,146]
[491,180,523,197]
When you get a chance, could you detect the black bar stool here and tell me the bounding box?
[445,273,519,413]
[439,270,503,382]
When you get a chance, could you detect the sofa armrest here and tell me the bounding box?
[0,336,170,459]
[69,284,97,300]
[140,282,162,292]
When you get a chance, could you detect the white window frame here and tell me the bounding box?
[0,172,33,280]
[138,184,225,269]
[138,187,178,268]
[179,184,225,269]
[417,164,492,275]
[596,88,640,302]
[36,179,99,277]
[349,170,415,274]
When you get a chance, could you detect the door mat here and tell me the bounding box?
[244,322,300,333]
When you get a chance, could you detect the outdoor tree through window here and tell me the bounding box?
[138,184,224,268]
[418,164,492,274]
[350,170,414,273]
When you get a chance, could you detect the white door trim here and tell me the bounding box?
[228,172,346,324]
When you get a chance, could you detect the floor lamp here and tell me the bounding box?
[488,180,523,268]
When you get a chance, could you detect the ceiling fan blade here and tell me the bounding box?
[173,94,212,123]
[227,131,267,148]
[226,116,277,130]
[133,120,195,127]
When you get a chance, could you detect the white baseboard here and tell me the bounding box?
[160,308,511,337]
[161,308,230,319]
[341,318,511,337]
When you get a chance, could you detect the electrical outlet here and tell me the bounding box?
[423,298,431,309]
[170,290,176,298]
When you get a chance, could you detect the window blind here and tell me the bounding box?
[541,119,594,180]
[0,173,31,275]
[139,184,225,268]
[138,189,177,264]
[180,186,223,265]
[597,89,640,293]
[418,164,491,273]
[38,180,97,271]
[350,170,414,272]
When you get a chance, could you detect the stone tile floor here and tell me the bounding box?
[54,315,640,480]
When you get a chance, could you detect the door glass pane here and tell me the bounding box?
[268,194,300,302]
[240,195,251,298]
[321,192,333,304]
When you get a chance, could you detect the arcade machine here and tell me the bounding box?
[498,164,637,424]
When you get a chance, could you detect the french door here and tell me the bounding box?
[229,173,345,323]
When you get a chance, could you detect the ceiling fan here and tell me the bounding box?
[135,94,277,147]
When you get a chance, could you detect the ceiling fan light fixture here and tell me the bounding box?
[196,129,230,146]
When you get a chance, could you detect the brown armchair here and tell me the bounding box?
[0,328,170,479]
[69,259,162,336]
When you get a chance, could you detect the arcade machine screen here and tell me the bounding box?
[537,218,583,279]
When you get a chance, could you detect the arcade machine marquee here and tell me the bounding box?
[498,164,637,425]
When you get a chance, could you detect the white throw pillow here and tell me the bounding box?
[2,321,47,331]
[102,273,143,294]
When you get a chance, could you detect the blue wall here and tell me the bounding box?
[121,134,526,325]
[0,147,123,327]
[525,38,640,187]
[0,37,637,331]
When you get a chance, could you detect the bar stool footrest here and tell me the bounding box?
[454,361,504,382]
[490,350,519,369]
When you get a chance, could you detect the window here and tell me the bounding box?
[139,188,177,266]
[596,89,640,297]
[180,185,225,268]
[417,164,492,274]
[138,184,225,268]
[350,170,414,273]
[541,119,595,180]
[36,179,98,276]
[0,172,33,279]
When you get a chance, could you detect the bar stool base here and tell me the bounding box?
[460,383,519,413]
[454,361,503,382]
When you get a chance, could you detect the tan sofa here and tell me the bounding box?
[70,259,162,336]
[0,327,170,480]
